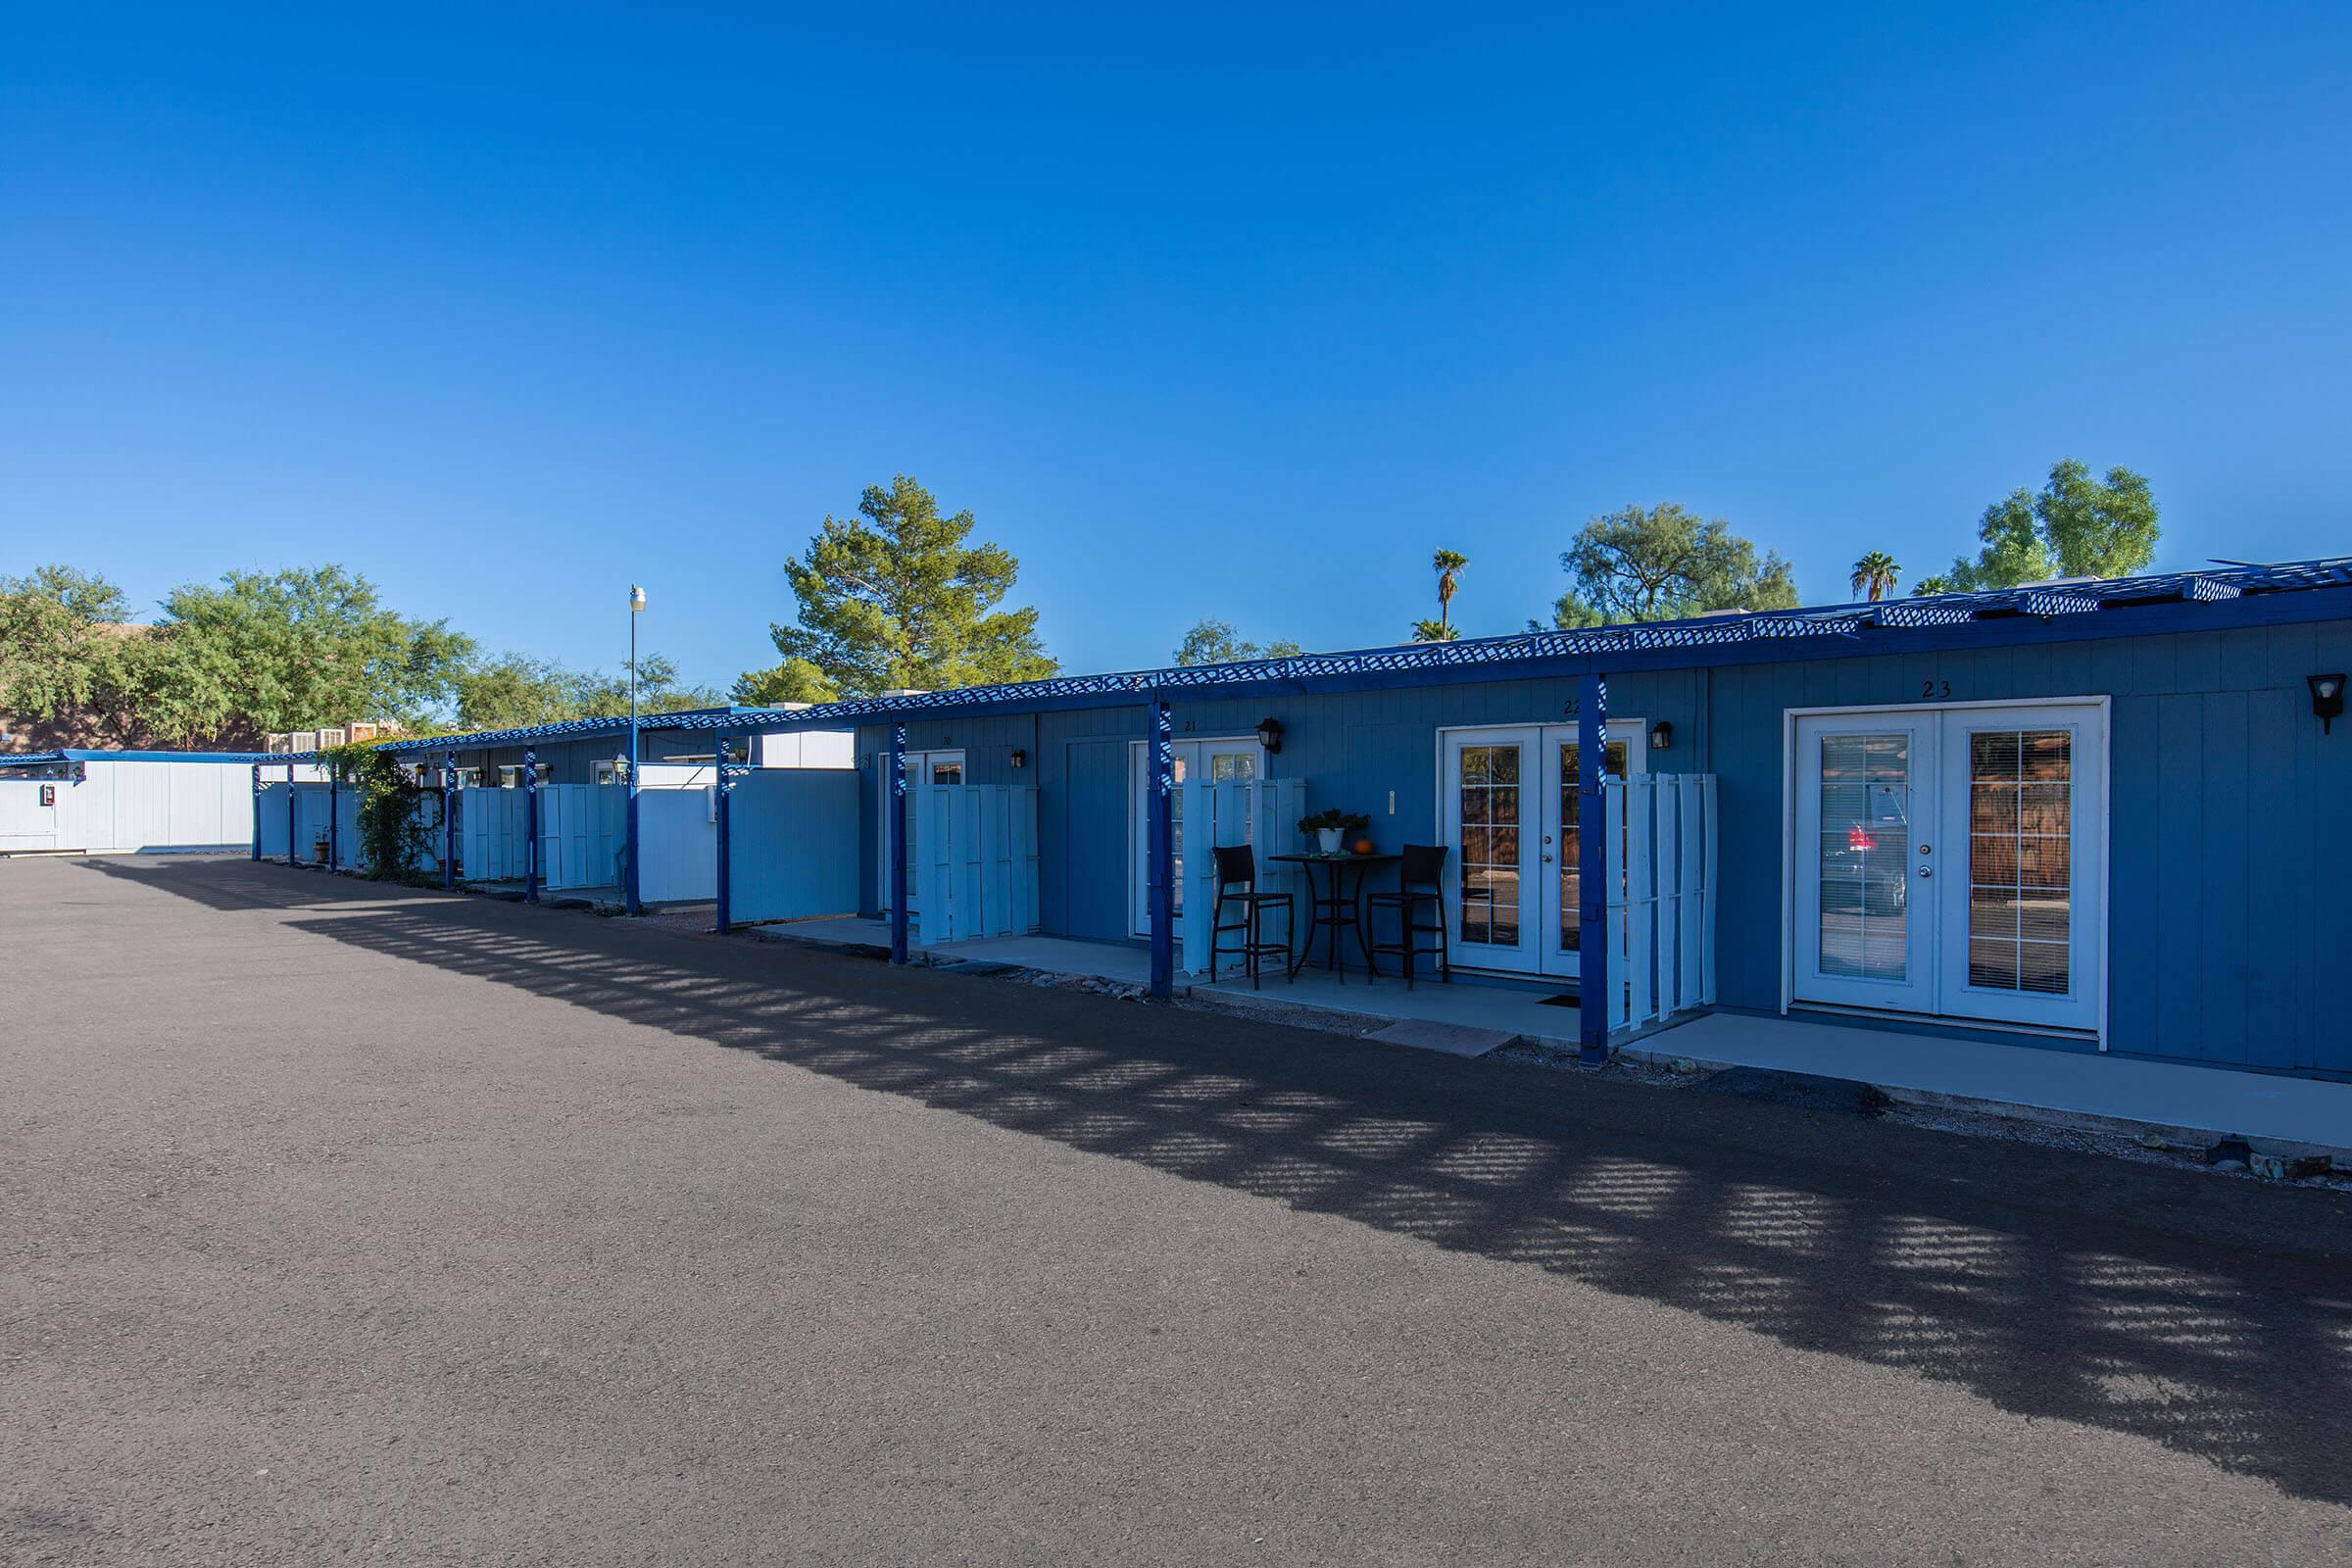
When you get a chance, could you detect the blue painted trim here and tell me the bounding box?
[1147,696,1174,999]
[888,725,908,964]
[326,770,340,871]
[655,566,2352,735]
[1577,673,1609,1062]
[441,749,457,890]
[285,760,298,869]
[523,746,540,906]
[0,749,279,766]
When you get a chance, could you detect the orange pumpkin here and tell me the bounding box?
[1352,836,1376,856]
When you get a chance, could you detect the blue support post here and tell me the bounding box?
[441,749,458,890]
[624,724,644,916]
[523,746,540,906]
[249,762,262,861]
[888,724,908,963]
[285,760,298,868]
[1148,694,1174,999]
[713,734,739,934]
[1577,671,1610,1062]
[326,765,339,872]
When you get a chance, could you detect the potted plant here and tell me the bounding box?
[1298,808,1370,856]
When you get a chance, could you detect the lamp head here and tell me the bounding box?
[629,585,647,612]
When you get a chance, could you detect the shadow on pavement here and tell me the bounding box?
[86,856,2352,1504]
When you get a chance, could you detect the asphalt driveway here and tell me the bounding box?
[6,855,2349,1565]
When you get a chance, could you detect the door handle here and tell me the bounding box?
[1919,867,1933,878]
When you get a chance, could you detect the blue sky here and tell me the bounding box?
[4,3,2348,690]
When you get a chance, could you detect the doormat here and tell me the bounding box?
[1535,992,1579,1007]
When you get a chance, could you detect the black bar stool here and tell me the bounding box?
[1208,844,1294,990]
[1366,844,1451,989]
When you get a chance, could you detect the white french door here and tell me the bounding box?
[1791,703,2105,1034]
[1438,722,1646,977]
[878,749,964,913]
[1129,737,1265,937]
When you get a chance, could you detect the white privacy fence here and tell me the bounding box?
[1603,772,1719,1033]
[909,784,1040,943]
[1179,778,1306,977]
[3,759,258,855]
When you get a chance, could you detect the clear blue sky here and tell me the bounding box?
[4,3,2348,691]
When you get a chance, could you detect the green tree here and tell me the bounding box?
[732,657,840,708]
[1410,617,1459,643]
[455,652,720,731]
[1172,618,1301,665]
[1432,548,1468,631]
[1849,551,1901,602]
[139,565,474,744]
[1936,460,2160,591]
[1549,504,1800,627]
[0,565,144,740]
[758,475,1056,698]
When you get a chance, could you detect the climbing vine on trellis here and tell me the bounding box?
[320,741,436,881]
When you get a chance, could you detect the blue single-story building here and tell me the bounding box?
[637,556,2350,1081]
[267,557,2349,1089]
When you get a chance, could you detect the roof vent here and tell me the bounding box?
[2016,575,2099,589]
[1694,607,1749,618]
[878,688,929,698]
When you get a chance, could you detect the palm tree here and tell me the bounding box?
[1432,549,1468,630]
[1410,617,1459,643]
[1850,551,1901,602]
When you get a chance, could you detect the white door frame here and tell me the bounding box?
[1781,696,2110,1043]
[1434,719,1646,978]
[1126,735,1265,937]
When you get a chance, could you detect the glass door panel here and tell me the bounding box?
[1792,704,2104,1035]
[1791,716,1936,1012]
[1936,713,2101,1031]
[1441,731,1536,971]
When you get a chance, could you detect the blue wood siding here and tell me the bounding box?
[834,616,2347,1075]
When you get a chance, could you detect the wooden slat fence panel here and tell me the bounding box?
[1605,773,1719,1034]
[909,784,1040,944]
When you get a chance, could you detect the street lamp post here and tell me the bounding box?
[625,583,647,915]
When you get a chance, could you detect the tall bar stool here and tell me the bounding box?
[1366,843,1451,989]
[1208,844,1294,990]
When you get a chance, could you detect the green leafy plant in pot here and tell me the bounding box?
[1298,808,1371,855]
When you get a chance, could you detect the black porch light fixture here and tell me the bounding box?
[1255,716,1285,756]
[1647,720,1673,753]
[1009,748,1027,769]
[2312,673,2346,734]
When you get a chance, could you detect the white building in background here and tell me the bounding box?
[0,749,274,855]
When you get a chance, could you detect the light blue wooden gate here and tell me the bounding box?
[728,769,862,923]
[1178,779,1305,976]
[909,784,1040,943]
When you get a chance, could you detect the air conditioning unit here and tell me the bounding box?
[317,727,348,749]
[293,730,319,753]
[498,765,520,789]
[347,722,380,744]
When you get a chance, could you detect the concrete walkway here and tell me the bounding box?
[1648,1011,2352,1154]
[763,917,2352,1154]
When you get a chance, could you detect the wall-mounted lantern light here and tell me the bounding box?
[1255,716,1285,756]
[1648,720,1673,753]
[1010,749,1027,769]
[2312,673,2346,734]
